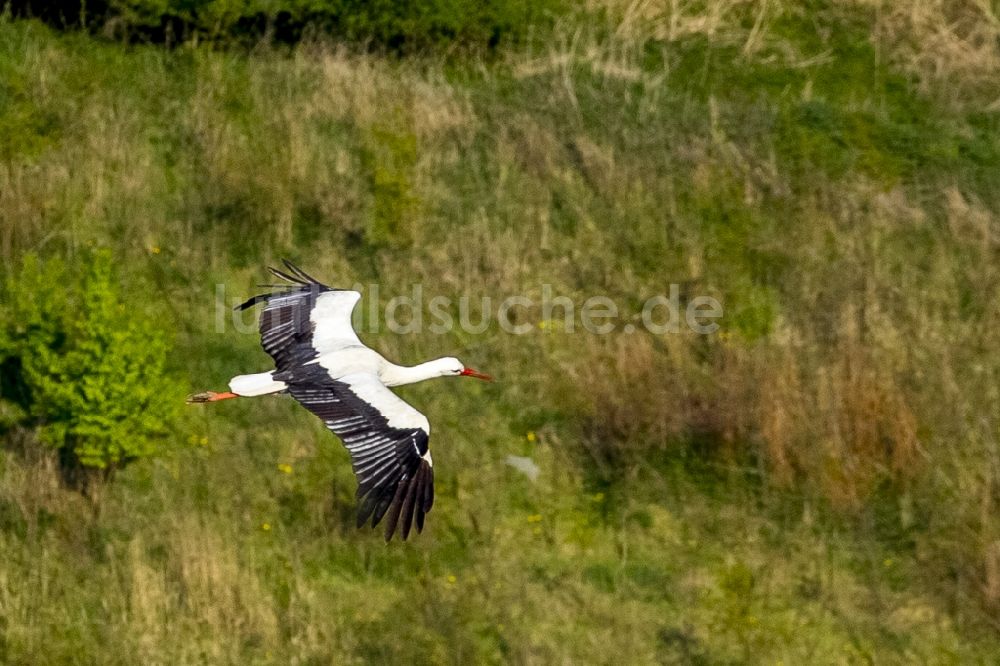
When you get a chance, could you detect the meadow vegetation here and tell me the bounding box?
[1,1,999,662]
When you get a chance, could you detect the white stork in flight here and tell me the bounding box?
[189,260,492,541]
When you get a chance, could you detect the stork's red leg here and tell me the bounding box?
[186,391,238,404]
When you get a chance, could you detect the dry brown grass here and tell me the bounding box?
[869,0,1000,107]
[587,0,1000,108]
[756,338,921,508]
[564,322,923,509]
[124,520,279,663]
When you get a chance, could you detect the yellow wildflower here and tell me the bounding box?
[527,514,542,523]
[277,463,293,474]
[261,522,271,531]
[526,431,536,443]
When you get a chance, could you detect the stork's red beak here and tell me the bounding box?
[461,368,493,381]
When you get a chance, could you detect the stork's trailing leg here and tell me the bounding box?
[186,391,238,404]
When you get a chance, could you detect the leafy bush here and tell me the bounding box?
[9,0,565,50]
[0,252,179,474]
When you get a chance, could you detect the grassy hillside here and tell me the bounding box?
[1,1,1000,662]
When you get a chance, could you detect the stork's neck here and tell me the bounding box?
[379,358,453,387]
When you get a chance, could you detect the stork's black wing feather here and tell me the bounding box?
[235,260,335,312]
[285,370,434,542]
[235,261,338,371]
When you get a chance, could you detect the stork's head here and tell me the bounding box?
[439,357,492,381]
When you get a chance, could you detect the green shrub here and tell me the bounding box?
[0,252,180,474]
[11,0,564,50]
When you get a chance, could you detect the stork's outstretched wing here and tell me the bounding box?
[286,369,434,541]
[236,260,361,371]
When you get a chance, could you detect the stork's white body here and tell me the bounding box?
[228,290,456,432]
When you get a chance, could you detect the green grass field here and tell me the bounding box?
[2,2,1000,662]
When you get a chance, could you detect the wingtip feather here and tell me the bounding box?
[382,480,409,542]
[268,265,302,285]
